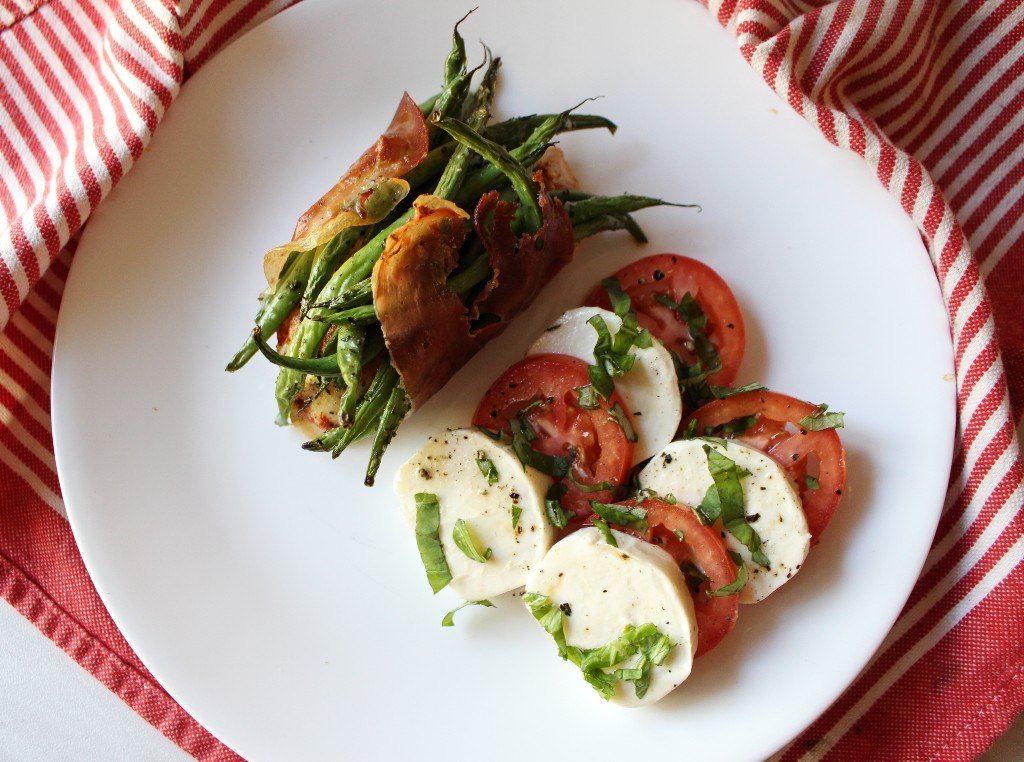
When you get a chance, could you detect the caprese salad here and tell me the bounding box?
[394,252,847,707]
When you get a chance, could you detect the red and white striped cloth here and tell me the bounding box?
[1,0,1021,759]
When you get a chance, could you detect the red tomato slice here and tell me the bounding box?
[472,353,635,523]
[683,390,847,541]
[584,253,746,387]
[604,499,739,658]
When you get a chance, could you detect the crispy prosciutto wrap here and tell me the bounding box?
[230,17,686,485]
[263,92,429,284]
[372,173,575,409]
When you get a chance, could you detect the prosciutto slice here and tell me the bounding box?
[373,173,575,409]
[264,92,430,283]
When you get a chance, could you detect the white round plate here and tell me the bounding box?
[52,1,956,760]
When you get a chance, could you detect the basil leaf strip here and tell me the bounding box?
[523,593,676,701]
[452,518,492,563]
[441,599,495,627]
[522,592,569,658]
[602,276,631,318]
[575,384,600,410]
[475,451,499,484]
[592,518,618,546]
[702,445,770,569]
[709,382,767,400]
[414,493,453,593]
[584,310,651,402]
[679,561,709,594]
[798,403,846,431]
[655,291,720,372]
[701,414,759,438]
[656,292,723,410]
[509,413,573,478]
[707,551,749,597]
[544,483,576,529]
[607,401,638,443]
[590,501,649,533]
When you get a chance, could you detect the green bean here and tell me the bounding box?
[446,240,492,299]
[334,322,365,426]
[453,108,578,206]
[402,143,456,191]
[251,327,344,377]
[233,17,707,480]
[433,113,542,232]
[564,193,699,224]
[310,279,373,312]
[226,248,312,372]
[286,69,500,429]
[484,113,617,147]
[428,9,476,145]
[302,227,364,314]
[433,49,500,199]
[302,362,398,456]
[308,305,378,325]
[364,384,411,486]
[258,144,452,412]
[570,213,649,243]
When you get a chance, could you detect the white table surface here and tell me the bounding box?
[1,596,1021,761]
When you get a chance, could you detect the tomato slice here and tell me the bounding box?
[682,390,847,541]
[472,353,635,523]
[604,499,739,658]
[584,253,745,388]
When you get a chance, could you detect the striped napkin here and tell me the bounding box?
[1,1,1021,759]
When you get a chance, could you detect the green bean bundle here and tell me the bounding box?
[227,14,694,486]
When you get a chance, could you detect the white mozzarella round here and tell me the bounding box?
[524,526,697,707]
[527,306,681,463]
[394,428,555,600]
[637,438,810,604]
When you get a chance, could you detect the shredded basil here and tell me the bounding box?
[441,599,495,627]
[607,401,638,443]
[601,276,631,318]
[585,307,651,402]
[590,501,649,533]
[703,414,760,438]
[798,403,845,431]
[635,486,677,505]
[452,518,492,563]
[567,473,618,493]
[512,504,522,530]
[414,493,453,593]
[522,592,569,658]
[509,413,573,478]
[707,551,749,597]
[544,482,576,529]
[679,418,699,439]
[575,384,600,410]
[679,561,709,594]
[709,382,767,400]
[475,451,499,485]
[701,445,770,569]
[804,474,820,490]
[523,593,676,701]
[593,518,618,546]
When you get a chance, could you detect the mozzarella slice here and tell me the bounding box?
[527,306,681,463]
[637,438,810,604]
[524,526,697,707]
[394,428,555,600]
